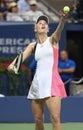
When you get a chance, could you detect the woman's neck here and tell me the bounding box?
[37,33,48,44]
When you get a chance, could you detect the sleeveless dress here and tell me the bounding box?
[27,37,67,99]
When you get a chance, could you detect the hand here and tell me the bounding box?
[7,63,14,73]
[59,10,69,19]
[7,57,17,73]
[58,68,63,73]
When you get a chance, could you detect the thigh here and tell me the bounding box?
[31,99,45,119]
[45,97,61,115]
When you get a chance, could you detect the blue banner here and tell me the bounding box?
[0,22,83,58]
[0,23,36,57]
[0,22,64,58]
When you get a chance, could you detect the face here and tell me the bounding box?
[30,4,36,11]
[35,20,49,34]
[60,51,68,61]
[26,0,30,2]
[12,6,18,13]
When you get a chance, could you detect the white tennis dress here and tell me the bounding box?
[27,37,67,99]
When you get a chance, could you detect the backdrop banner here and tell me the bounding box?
[0,96,83,123]
[0,23,36,57]
[0,22,66,58]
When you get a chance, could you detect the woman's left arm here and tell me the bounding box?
[50,12,69,44]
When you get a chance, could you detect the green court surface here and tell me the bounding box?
[0,123,83,130]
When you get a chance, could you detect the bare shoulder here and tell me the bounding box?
[22,42,37,61]
[29,42,36,47]
[28,42,36,50]
[23,42,36,54]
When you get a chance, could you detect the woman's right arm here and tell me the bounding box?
[22,42,35,62]
[8,42,35,71]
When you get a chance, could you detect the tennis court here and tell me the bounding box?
[0,123,83,130]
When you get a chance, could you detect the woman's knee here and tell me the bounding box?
[51,113,60,124]
[34,114,44,124]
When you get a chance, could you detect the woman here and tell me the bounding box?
[8,12,68,130]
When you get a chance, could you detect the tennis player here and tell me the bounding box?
[8,11,68,130]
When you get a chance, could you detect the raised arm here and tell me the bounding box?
[50,11,69,44]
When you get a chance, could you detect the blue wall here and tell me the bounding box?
[0,22,83,58]
[0,96,83,123]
